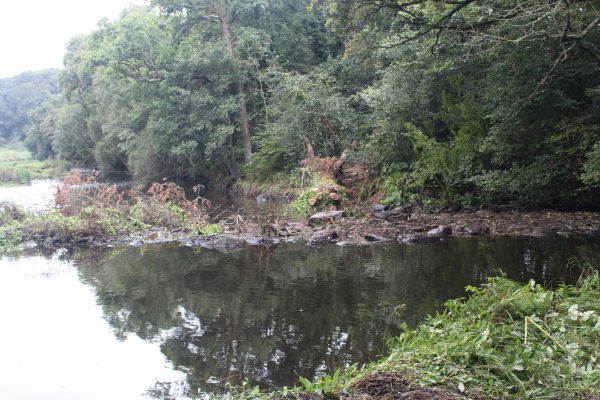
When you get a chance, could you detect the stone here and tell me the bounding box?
[256,193,274,204]
[76,236,94,245]
[427,225,452,237]
[373,206,411,220]
[364,233,393,242]
[198,236,246,253]
[307,211,344,226]
[245,237,262,246]
[587,229,600,237]
[465,226,480,235]
[129,239,143,247]
[307,230,338,246]
[373,204,388,212]
[397,233,441,244]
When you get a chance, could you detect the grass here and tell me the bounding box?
[222,270,600,400]
[0,143,70,185]
[371,272,600,399]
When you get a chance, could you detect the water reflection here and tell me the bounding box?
[0,253,189,400]
[69,236,600,396]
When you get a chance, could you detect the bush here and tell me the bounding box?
[287,172,349,216]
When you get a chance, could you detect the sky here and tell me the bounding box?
[0,0,145,78]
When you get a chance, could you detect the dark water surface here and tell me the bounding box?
[1,236,599,399]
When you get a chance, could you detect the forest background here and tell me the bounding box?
[2,0,599,210]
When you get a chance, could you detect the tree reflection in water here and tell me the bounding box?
[71,236,600,397]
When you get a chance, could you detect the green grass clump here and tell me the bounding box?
[198,223,222,236]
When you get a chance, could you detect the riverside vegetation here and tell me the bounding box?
[0,172,214,253]
[0,0,595,211]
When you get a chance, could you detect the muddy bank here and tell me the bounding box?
[282,373,480,400]
[11,208,600,252]
[221,208,600,248]
[306,209,600,245]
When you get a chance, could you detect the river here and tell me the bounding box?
[1,183,600,399]
[1,237,599,399]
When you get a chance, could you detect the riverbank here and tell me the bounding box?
[2,180,599,399]
[0,144,69,185]
[2,193,600,254]
[227,271,600,400]
[2,167,600,253]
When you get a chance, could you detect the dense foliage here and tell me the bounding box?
[20,0,600,208]
[0,69,58,142]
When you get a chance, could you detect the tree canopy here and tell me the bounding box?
[18,0,600,208]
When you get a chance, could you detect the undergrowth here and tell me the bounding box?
[220,270,600,400]
[287,172,350,217]
[0,173,214,251]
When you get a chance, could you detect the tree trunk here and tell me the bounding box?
[215,0,252,162]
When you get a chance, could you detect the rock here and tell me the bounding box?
[197,240,214,250]
[397,233,440,244]
[465,226,486,235]
[245,237,262,246]
[373,204,388,212]
[179,237,195,247]
[373,210,387,219]
[336,241,355,247]
[450,224,466,234]
[129,239,143,247]
[587,229,600,237]
[259,237,279,245]
[23,241,38,249]
[373,206,411,220]
[44,236,64,248]
[146,237,174,244]
[308,211,344,226]
[198,236,246,253]
[245,236,279,246]
[307,230,338,246]
[256,193,274,204]
[476,209,492,217]
[76,236,94,245]
[427,226,452,238]
[365,233,393,242]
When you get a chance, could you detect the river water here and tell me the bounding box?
[0,179,58,212]
[1,236,599,399]
[1,182,600,398]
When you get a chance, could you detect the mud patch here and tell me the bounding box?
[281,373,478,400]
[348,373,466,399]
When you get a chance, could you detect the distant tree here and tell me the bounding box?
[0,69,59,142]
